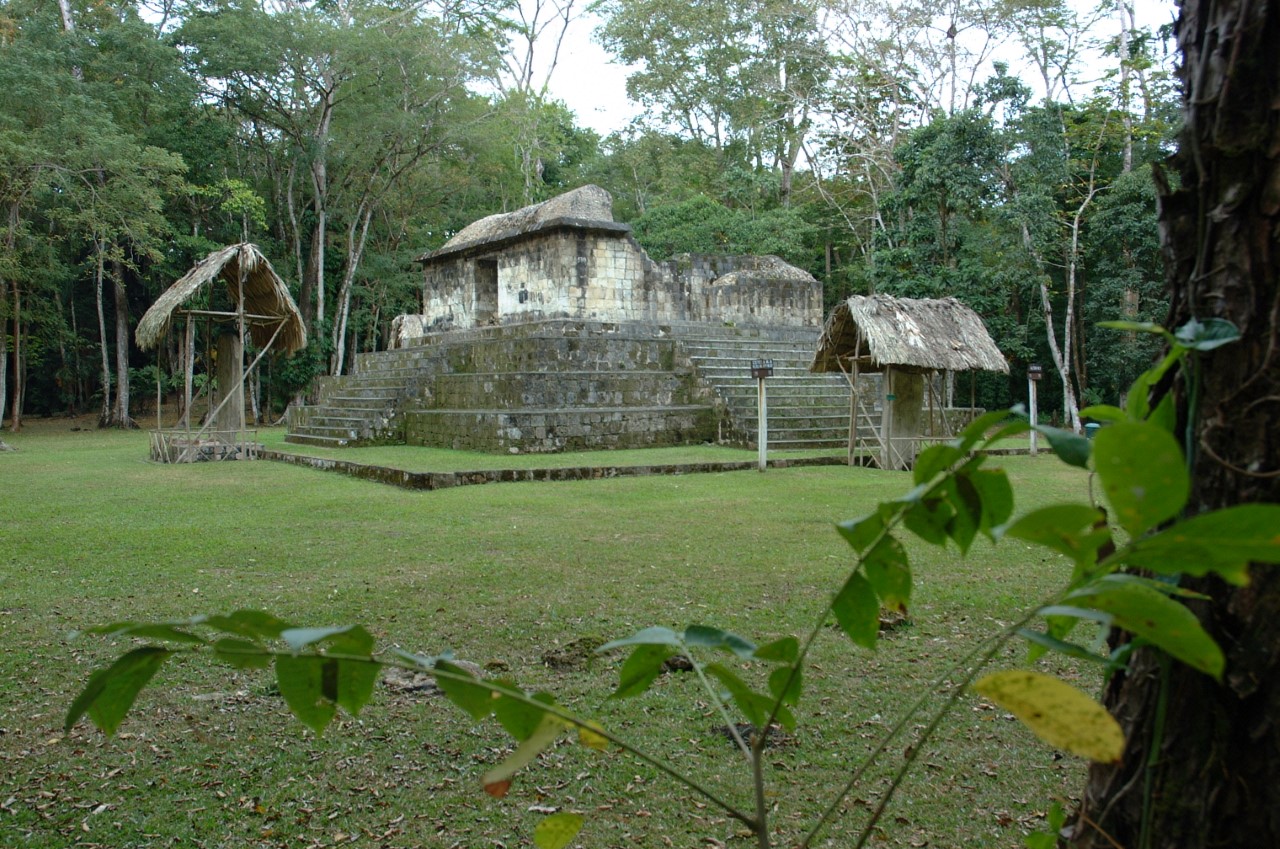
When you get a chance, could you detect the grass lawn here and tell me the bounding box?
[1,418,1091,849]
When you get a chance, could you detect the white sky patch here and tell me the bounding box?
[537,0,1179,138]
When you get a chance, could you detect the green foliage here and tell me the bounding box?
[631,194,819,263]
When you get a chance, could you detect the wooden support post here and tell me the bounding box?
[182,317,194,430]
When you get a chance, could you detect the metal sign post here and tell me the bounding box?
[1028,363,1044,456]
[751,359,774,471]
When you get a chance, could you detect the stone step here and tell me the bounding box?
[284,432,355,448]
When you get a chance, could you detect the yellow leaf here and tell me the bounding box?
[577,721,608,752]
[973,670,1124,763]
[533,812,584,849]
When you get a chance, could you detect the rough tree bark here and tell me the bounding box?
[1072,0,1280,846]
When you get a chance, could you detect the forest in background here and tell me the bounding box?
[0,0,1178,432]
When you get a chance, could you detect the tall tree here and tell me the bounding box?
[1072,0,1280,845]
[596,0,830,206]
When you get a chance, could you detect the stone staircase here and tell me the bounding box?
[285,320,876,453]
[680,330,879,450]
[285,371,414,450]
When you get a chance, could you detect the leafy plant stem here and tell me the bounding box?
[105,642,760,831]
[752,743,770,849]
[686,643,754,763]
[799,605,1046,849]
[1182,355,1199,475]
[404,654,759,829]
[760,489,920,738]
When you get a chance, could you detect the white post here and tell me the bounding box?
[1029,373,1039,456]
[757,374,768,472]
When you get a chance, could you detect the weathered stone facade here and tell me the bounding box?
[394,186,823,343]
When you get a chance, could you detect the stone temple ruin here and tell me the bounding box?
[286,185,872,454]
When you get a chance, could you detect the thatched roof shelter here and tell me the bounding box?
[811,294,1007,375]
[136,243,306,354]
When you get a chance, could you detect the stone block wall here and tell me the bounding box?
[410,226,823,343]
[404,406,717,454]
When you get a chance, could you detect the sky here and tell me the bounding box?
[538,1,1180,139]
[540,10,639,137]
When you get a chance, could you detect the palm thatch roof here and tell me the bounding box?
[135,244,306,354]
[811,294,1008,375]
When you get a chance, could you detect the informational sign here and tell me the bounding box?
[750,359,775,380]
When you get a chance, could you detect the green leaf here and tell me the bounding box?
[212,637,271,670]
[836,512,886,554]
[91,623,208,644]
[1118,504,1280,585]
[864,536,911,612]
[705,662,769,727]
[598,626,683,652]
[435,659,497,719]
[968,468,1015,534]
[774,703,797,732]
[984,418,1032,446]
[1025,802,1067,849]
[1093,422,1189,538]
[1148,392,1177,434]
[1126,349,1183,421]
[389,647,445,669]
[1067,576,1224,678]
[324,626,374,656]
[495,690,556,742]
[610,644,674,699]
[1016,628,1107,665]
[956,409,1018,453]
[832,572,879,650]
[275,655,336,734]
[768,665,802,707]
[683,625,757,659]
[1097,320,1175,342]
[65,647,170,735]
[1000,505,1109,566]
[1174,317,1241,351]
[534,812,585,849]
[973,670,1123,763]
[753,636,799,664]
[913,443,963,484]
[1036,605,1115,625]
[943,476,981,554]
[281,626,354,651]
[1036,425,1091,469]
[481,713,565,797]
[320,627,378,716]
[902,497,955,547]
[204,610,294,641]
[1078,405,1128,424]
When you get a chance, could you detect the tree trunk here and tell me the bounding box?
[112,261,133,428]
[0,281,8,430]
[6,279,19,432]
[94,245,113,427]
[330,204,373,376]
[1072,0,1280,846]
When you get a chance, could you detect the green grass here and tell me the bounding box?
[1,418,1089,849]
